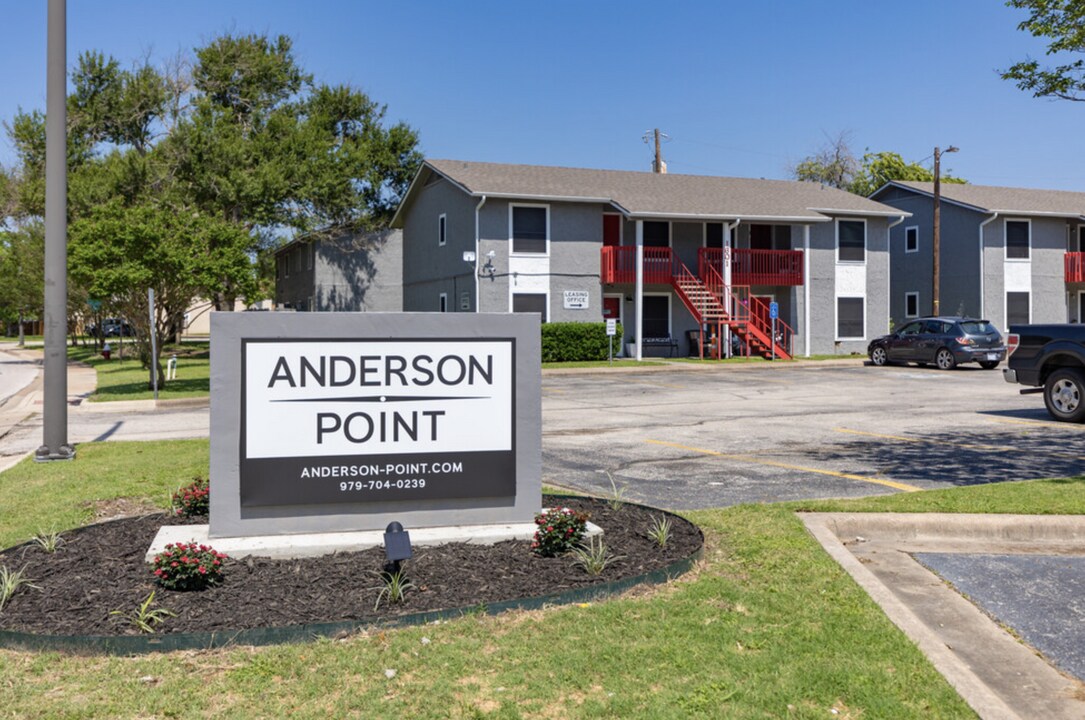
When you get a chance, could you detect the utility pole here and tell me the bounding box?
[643,128,669,174]
[931,145,958,317]
[36,0,74,463]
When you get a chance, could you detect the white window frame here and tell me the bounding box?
[509,290,550,322]
[1005,290,1031,325]
[1004,218,1031,261]
[642,292,672,339]
[836,218,867,264]
[509,203,550,256]
[904,225,919,254]
[439,292,448,313]
[835,295,866,341]
[904,291,919,318]
[438,213,447,247]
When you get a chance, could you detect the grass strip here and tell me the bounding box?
[68,343,210,402]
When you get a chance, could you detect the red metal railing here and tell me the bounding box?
[698,248,804,286]
[600,246,676,284]
[1067,253,1085,283]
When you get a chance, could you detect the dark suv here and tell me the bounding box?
[868,317,1006,370]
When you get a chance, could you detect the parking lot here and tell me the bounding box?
[542,359,1084,509]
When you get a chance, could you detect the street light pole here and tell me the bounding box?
[36,0,74,462]
[931,145,958,317]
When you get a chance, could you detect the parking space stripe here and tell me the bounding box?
[834,427,1085,461]
[644,439,922,492]
[987,416,1085,431]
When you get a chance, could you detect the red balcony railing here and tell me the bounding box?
[600,246,676,284]
[698,248,804,286]
[1067,252,1085,283]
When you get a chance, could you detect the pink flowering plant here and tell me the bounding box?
[531,507,589,557]
[151,541,228,591]
[171,477,209,518]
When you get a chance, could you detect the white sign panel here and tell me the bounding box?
[240,338,515,507]
[563,290,590,309]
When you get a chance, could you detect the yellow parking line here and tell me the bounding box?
[645,439,921,492]
[988,416,1085,431]
[834,427,1085,461]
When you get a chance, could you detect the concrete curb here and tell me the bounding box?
[802,512,1085,720]
[541,357,865,376]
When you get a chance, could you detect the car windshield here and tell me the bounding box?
[959,321,998,336]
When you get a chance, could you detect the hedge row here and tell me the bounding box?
[540,322,623,362]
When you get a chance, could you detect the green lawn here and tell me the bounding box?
[6,443,1077,716]
[69,343,210,402]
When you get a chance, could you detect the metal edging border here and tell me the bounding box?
[0,497,703,655]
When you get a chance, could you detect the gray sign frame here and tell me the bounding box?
[209,312,541,538]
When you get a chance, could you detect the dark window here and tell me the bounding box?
[512,293,548,322]
[960,321,998,335]
[1007,292,1030,325]
[898,320,924,336]
[837,297,864,338]
[750,224,772,250]
[1006,221,1029,259]
[924,320,950,334]
[705,223,723,248]
[643,221,669,247]
[905,227,918,253]
[643,296,669,338]
[512,206,547,254]
[838,221,865,262]
[905,292,918,317]
[438,215,446,246]
[439,293,447,313]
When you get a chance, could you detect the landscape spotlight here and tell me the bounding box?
[383,521,412,576]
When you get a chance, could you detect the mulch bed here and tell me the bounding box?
[0,497,701,637]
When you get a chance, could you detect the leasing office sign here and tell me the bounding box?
[242,339,515,507]
[210,312,541,538]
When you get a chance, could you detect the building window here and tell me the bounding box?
[438,214,447,246]
[905,226,918,253]
[276,257,282,280]
[643,221,669,247]
[1006,220,1030,259]
[439,293,448,313]
[284,254,289,278]
[1007,291,1030,325]
[512,293,547,322]
[511,205,548,254]
[905,292,919,318]
[837,297,864,338]
[643,295,670,338]
[837,220,866,262]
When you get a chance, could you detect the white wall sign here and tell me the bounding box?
[563,290,590,309]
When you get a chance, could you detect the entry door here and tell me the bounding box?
[603,215,621,247]
[603,296,621,321]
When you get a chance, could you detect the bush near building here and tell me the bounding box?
[541,322,622,362]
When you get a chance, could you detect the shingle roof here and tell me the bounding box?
[886,181,1085,218]
[392,159,908,226]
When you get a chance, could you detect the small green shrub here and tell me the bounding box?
[374,570,416,610]
[31,529,64,553]
[0,565,39,612]
[171,477,209,517]
[647,514,673,548]
[570,536,621,576]
[152,541,228,591]
[541,322,623,362]
[532,507,589,557]
[110,591,176,634]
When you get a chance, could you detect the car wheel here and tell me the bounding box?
[870,346,889,366]
[1044,368,1085,423]
[935,348,957,370]
[979,361,999,370]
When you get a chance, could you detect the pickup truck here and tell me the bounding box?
[1003,324,1085,422]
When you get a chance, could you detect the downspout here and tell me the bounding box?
[723,220,740,358]
[978,213,997,320]
[474,195,487,313]
[803,224,811,358]
[887,215,906,337]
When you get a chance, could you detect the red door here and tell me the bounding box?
[603,297,621,321]
[603,215,620,247]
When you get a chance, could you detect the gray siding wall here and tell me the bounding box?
[313,230,403,312]
[402,176,478,312]
[982,217,1072,327]
[805,217,891,355]
[275,244,315,310]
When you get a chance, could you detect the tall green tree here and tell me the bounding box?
[1002,0,1085,102]
[792,136,965,196]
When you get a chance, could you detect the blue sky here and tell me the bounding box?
[2,1,1081,191]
